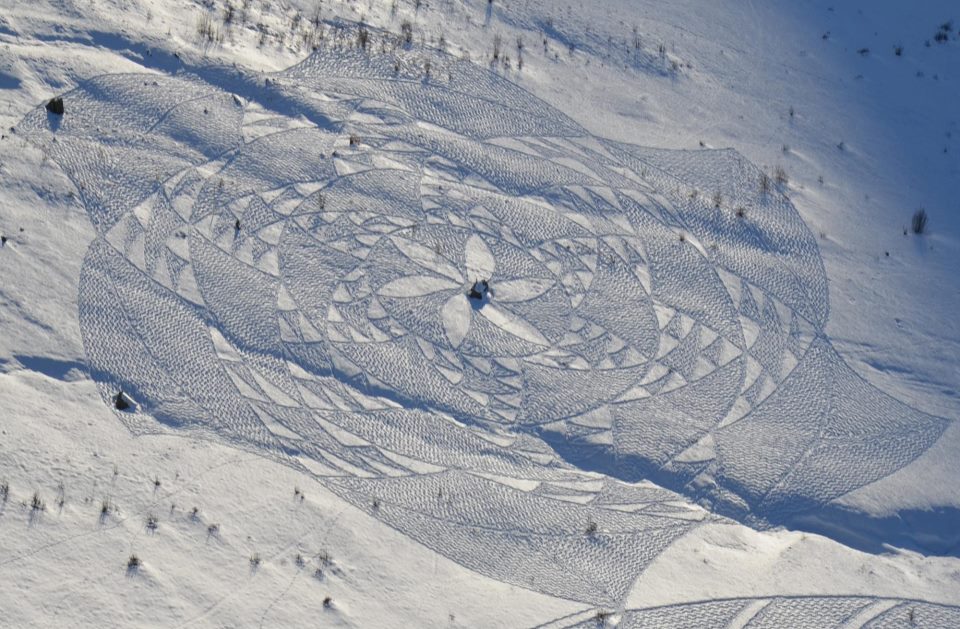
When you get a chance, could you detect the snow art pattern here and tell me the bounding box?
[19,47,951,614]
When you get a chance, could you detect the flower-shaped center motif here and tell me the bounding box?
[373,230,556,351]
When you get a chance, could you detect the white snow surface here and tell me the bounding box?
[0,0,958,627]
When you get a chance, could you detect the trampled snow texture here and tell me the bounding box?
[18,48,952,610]
[556,597,960,628]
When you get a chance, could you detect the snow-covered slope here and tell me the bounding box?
[1,1,958,627]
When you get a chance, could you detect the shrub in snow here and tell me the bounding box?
[934,22,951,43]
[774,165,788,187]
[912,209,928,234]
[357,25,370,50]
[100,499,112,523]
[759,171,771,195]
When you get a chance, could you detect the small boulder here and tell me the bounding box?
[114,391,132,411]
[45,97,64,116]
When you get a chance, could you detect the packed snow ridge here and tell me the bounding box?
[13,34,959,624]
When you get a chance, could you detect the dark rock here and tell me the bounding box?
[46,97,64,115]
[114,391,132,411]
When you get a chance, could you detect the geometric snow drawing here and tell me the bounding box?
[557,597,960,628]
[18,42,951,610]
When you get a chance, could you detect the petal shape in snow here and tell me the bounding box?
[465,235,496,280]
[441,293,472,348]
[479,304,551,347]
[391,236,463,282]
[379,275,458,298]
[493,278,555,303]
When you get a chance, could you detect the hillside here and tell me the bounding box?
[1,1,958,627]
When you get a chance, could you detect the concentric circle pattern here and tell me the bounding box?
[18,47,950,611]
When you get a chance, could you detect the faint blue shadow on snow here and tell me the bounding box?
[539,431,960,557]
[45,109,61,132]
[0,70,21,90]
[13,354,86,381]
